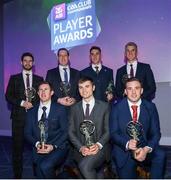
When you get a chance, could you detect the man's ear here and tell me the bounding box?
[124,89,127,96]
[93,85,95,91]
[141,88,143,95]
[51,90,54,96]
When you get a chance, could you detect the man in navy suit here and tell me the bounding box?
[115,42,156,101]
[46,48,80,106]
[25,81,68,178]
[110,77,165,178]
[5,52,43,178]
[81,46,115,102]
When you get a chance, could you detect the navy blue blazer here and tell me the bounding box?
[46,67,80,102]
[25,102,68,150]
[109,98,161,168]
[115,62,156,101]
[81,65,115,102]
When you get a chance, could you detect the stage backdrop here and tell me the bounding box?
[3,0,171,90]
[1,0,171,144]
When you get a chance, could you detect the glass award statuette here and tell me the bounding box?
[25,87,36,102]
[60,81,71,97]
[126,121,143,158]
[38,119,48,149]
[80,120,95,147]
[105,80,114,95]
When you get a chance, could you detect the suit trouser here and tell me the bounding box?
[33,148,68,178]
[116,147,166,179]
[12,119,25,178]
[75,148,106,179]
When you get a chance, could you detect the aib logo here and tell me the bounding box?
[53,3,66,21]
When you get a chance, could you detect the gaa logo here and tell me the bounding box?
[53,3,66,21]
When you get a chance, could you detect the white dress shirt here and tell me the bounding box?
[82,97,103,149]
[92,63,102,72]
[127,60,137,77]
[59,64,70,82]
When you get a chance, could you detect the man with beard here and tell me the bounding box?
[6,52,43,178]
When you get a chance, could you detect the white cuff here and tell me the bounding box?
[96,142,103,149]
[35,141,40,148]
[20,100,25,107]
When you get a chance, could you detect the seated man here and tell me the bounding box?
[68,76,110,179]
[110,77,165,178]
[25,81,68,178]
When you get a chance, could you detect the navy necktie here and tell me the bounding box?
[85,103,90,119]
[41,106,47,119]
[26,73,30,88]
[63,68,68,83]
[130,64,134,77]
[95,66,99,74]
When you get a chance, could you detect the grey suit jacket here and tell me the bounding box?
[69,100,110,152]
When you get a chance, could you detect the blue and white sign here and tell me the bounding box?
[47,0,101,51]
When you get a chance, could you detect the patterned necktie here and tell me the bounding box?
[130,64,134,78]
[63,68,68,83]
[41,106,47,119]
[85,103,90,119]
[26,73,30,88]
[95,66,99,74]
[131,105,138,123]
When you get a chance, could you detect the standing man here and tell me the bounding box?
[46,48,80,106]
[5,52,43,178]
[69,77,110,179]
[110,77,165,178]
[115,42,156,101]
[25,81,68,178]
[81,46,115,102]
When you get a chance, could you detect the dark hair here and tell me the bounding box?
[38,81,54,91]
[21,52,34,62]
[125,42,138,53]
[78,76,94,86]
[90,46,101,54]
[124,77,143,88]
[57,48,69,56]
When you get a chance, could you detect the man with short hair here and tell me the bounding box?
[110,77,165,178]
[115,42,156,101]
[46,48,80,106]
[81,46,115,102]
[69,76,110,178]
[5,52,43,178]
[25,81,68,178]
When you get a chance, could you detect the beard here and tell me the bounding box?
[22,65,33,71]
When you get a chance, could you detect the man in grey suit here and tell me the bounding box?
[69,76,110,179]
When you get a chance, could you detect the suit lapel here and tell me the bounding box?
[56,67,62,82]
[77,101,84,121]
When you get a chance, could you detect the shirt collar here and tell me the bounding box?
[82,96,95,106]
[22,70,32,76]
[59,64,69,70]
[39,100,51,109]
[127,98,142,107]
[127,60,137,67]
[92,63,102,71]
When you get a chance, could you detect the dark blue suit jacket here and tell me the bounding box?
[115,62,156,101]
[109,98,161,168]
[46,67,80,102]
[25,102,68,152]
[81,65,115,102]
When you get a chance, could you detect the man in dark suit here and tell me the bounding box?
[69,76,110,178]
[81,46,115,102]
[46,48,80,106]
[115,42,156,101]
[110,77,165,178]
[24,81,68,178]
[5,52,43,178]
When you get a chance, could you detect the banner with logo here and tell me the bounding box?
[47,0,101,51]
